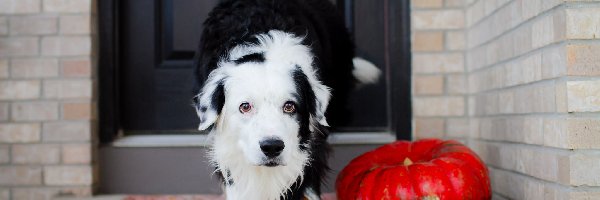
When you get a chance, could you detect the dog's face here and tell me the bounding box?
[194,31,330,168]
[221,64,304,166]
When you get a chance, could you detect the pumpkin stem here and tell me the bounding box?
[403,157,413,166]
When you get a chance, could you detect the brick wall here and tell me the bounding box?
[412,0,600,199]
[0,0,96,199]
[411,0,469,141]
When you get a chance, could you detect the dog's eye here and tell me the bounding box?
[283,101,296,113]
[239,102,252,113]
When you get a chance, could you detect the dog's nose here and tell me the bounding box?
[259,139,285,158]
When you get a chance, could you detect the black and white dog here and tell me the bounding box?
[193,0,379,199]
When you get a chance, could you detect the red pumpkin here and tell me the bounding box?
[336,138,491,200]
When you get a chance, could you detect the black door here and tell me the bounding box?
[100,0,411,140]
[118,0,218,132]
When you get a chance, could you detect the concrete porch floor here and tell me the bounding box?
[54,193,337,200]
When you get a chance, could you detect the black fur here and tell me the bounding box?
[211,82,226,114]
[194,0,355,199]
[233,52,265,65]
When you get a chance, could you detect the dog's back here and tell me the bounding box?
[196,0,356,125]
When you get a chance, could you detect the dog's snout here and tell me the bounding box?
[259,139,285,158]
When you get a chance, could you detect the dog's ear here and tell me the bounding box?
[311,82,331,127]
[194,76,226,131]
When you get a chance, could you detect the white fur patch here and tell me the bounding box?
[352,57,381,84]
[198,30,330,200]
[304,188,320,200]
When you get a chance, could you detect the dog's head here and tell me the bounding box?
[194,30,330,167]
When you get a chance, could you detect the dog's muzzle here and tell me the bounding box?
[259,138,285,167]
[260,138,285,158]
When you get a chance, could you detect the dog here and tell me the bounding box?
[192,0,380,199]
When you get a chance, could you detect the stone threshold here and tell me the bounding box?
[54,194,337,200]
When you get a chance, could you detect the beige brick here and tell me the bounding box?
[0,0,41,14]
[514,87,535,114]
[0,123,41,143]
[541,45,566,79]
[567,80,600,112]
[0,166,42,186]
[412,31,444,52]
[468,118,479,138]
[59,15,91,34]
[0,188,8,200]
[412,10,465,30]
[446,118,468,137]
[62,102,92,120]
[42,122,90,142]
[466,46,486,71]
[520,53,542,84]
[11,102,59,121]
[0,145,9,163]
[553,8,567,42]
[44,166,92,186]
[414,96,465,116]
[9,16,57,35]
[557,154,572,189]
[566,44,600,76]
[521,0,541,20]
[496,35,515,62]
[483,93,498,115]
[523,117,544,145]
[0,80,41,100]
[412,0,443,8]
[523,179,544,200]
[0,59,8,78]
[0,37,39,57]
[514,25,533,56]
[0,102,8,121]
[41,36,92,56]
[569,191,600,200]
[12,188,59,200]
[12,144,60,164]
[498,90,514,114]
[11,58,59,78]
[568,118,600,149]
[43,80,92,99]
[0,17,7,35]
[445,0,466,7]
[483,0,497,16]
[446,31,465,50]
[446,74,466,94]
[566,8,600,39]
[536,83,556,113]
[414,75,444,95]
[466,0,484,27]
[414,118,445,138]
[62,144,91,164]
[543,118,567,149]
[43,0,91,13]
[490,168,526,200]
[531,15,554,49]
[12,187,92,200]
[61,58,91,77]
[413,53,464,73]
[556,80,568,112]
[486,40,501,66]
[570,153,600,186]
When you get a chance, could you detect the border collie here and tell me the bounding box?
[193,0,380,199]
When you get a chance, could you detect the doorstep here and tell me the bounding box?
[53,195,222,200]
[54,194,337,200]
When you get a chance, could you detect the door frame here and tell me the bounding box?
[98,0,412,144]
